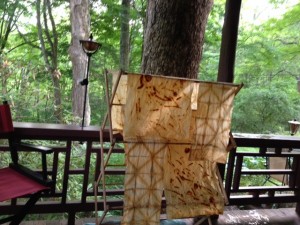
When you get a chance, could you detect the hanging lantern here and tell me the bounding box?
[288,119,300,136]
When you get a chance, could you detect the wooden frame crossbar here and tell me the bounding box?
[94,70,122,225]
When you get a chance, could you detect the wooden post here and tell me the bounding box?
[295,156,300,215]
[217,0,242,189]
[217,0,242,83]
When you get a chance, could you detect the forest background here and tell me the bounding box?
[1,0,300,134]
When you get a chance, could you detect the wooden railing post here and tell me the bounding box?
[294,156,300,215]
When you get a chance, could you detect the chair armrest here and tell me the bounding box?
[13,142,53,154]
[12,142,54,181]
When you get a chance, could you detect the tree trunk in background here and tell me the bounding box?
[120,0,131,71]
[0,0,20,100]
[68,0,90,126]
[36,0,62,123]
[141,0,213,79]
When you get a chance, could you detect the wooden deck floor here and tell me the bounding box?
[2,218,94,225]
[4,208,300,225]
[217,208,300,225]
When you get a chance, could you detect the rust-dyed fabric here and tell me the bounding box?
[123,74,193,143]
[111,72,127,134]
[110,73,241,225]
[164,145,224,218]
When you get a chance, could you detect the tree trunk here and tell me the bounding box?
[51,69,62,121]
[141,0,213,79]
[68,0,90,126]
[120,0,131,71]
[1,59,8,97]
[36,0,62,123]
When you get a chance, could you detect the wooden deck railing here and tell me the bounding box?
[225,133,300,212]
[0,123,300,224]
[0,122,123,224]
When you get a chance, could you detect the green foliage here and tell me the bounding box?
[0,1,73,123]
[237,149,280,187]
[90,0,145,73]
[1,0,300,221]
[240,156,268,187]
[1,0,299,132]
[86,0,145,124]
[232,2,300,133]
[232,84,300,133]
[200,0,225,81]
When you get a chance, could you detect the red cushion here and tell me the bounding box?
[0,167,48,202]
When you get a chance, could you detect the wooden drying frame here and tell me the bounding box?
[94,70,241,224]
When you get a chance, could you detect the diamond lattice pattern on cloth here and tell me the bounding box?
[122,142,166,225]
[111,73,241,225]
[189,82,239,163]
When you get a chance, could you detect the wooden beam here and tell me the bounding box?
[217,0,242,82]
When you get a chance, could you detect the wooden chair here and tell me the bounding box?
[0,101,54,225]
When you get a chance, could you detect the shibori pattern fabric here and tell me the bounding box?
[189,82,240,164]
[122,142,166,225]
[110,73,241,225]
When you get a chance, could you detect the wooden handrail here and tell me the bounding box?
[0,123,300,224]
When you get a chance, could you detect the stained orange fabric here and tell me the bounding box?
[109,73,241,225]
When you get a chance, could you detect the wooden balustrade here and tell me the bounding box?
[225,133,300,212]
[0,123,300,224]
[0,122,124,224]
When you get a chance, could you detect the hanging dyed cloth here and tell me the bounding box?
[110,73,241,225]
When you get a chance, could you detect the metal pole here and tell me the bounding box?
[81,54,91,127]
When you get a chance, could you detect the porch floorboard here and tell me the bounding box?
[5,208,299,225]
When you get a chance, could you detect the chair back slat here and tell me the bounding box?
[0,101,14,133]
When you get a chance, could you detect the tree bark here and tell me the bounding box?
[141,0,213,79]
[68,0,90,126]
[120,0,131,71]
[36,0,62,123]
